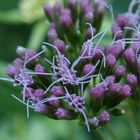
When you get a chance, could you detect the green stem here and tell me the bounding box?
[93,129,106,140]
[105,125,119,140]
[128,100,140,137]
[129,100,140,128]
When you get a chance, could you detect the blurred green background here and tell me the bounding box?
[0,0,137,140]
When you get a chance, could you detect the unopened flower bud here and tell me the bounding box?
[6,64,19,78]
[60,14,72,28]
[85,6,93,13]
[107,42,123,58]
[16,46,26,58]
[99,111,110,124]
[44,4,52,19]
[80,0,89,11]
[53,39,66,54]
[22,87,34,99]
[117,14,126,28]
[85,11,94,22]
[55,108,71,119]
[126,13,139,27]
[112,23,122,39]
[123,48,136,65]
[53,2,61,15]
[34,89,44,100]
[83,64,95,75]
[47,28,58,42]
[114,65,126,77]
[108,83,121,95]
[106,54,117,69]
[49,95,60,108]
[68,0,77,9]
[48,23,56,30]
[71,95,84,109]
[90,86,105,101]
[94,0,106,14]
[89,117,99,128]
[84,27,96,39]
[119,84,131,99]
[34,103,51,116]
[50,86,65,96]
[13,58,24,68]
[94,45,104,60]
[105,75,115,85]
[61,9,71,16]
[126,74,137,88]
[60,9,72,28]
[34,64,45,73]
[26,49,37,62]
[131,43,140,53]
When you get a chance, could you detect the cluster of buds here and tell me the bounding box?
[1,0,140,133]
[44,0,107,47]
[89,111,110,128]
[112,0,140,40]
[111,0,140,101]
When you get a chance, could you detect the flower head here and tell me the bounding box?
[1,0,140,134]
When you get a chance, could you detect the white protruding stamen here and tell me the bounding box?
[81,83,84,97]
[128,0,140,13]
[27,99,30,119]
[25,71,55,76]
[79,60,100,80]
[91,29,108,41]
[112,31,123,43]
[105,4,114,23]
[96,48,106,67]
[95,29,108,48]
[124,26,137,32]
[86,23,94,38]
[23,84,26,102]
[12,94,34,109]
[0,77,14,82]
[78,74,99,82]
[37,96,67,105]
[44,78,63,94]
[136,47,140,60]
[26,49,46,65]
[64,87,90,132]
